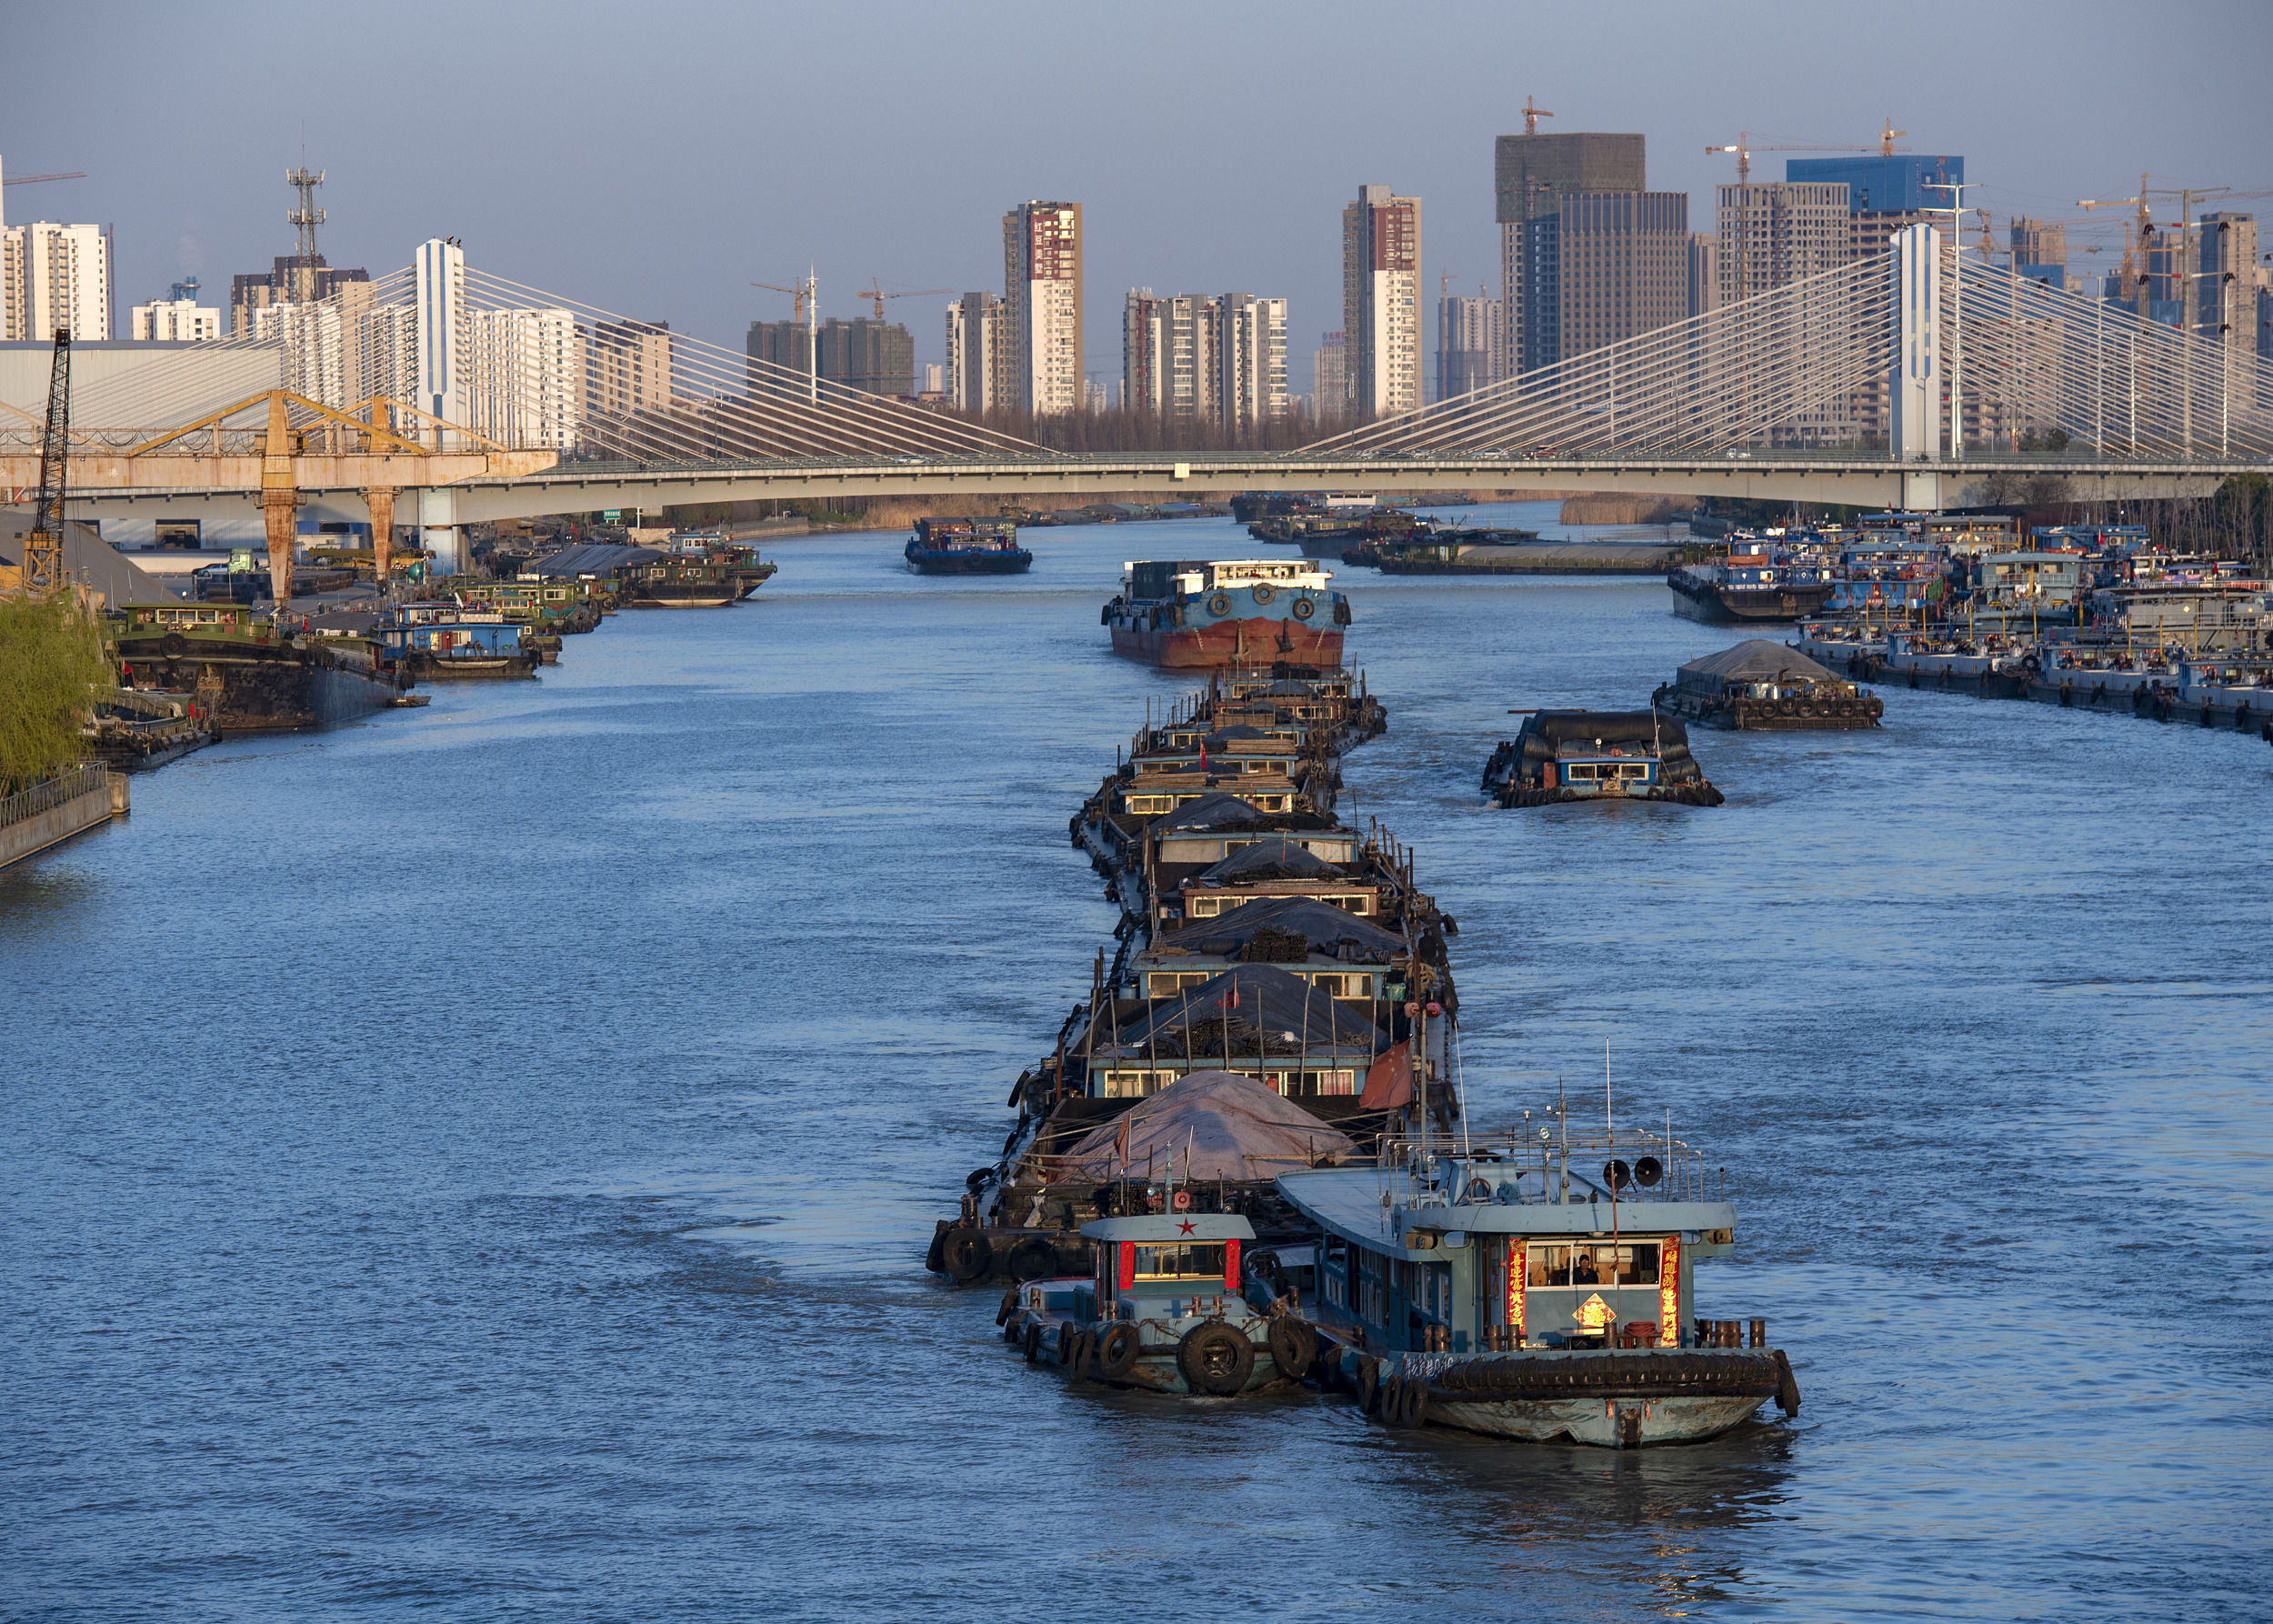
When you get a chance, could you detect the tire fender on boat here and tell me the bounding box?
[1023,1321,1043,1363]
[995,1287,1019,1326]
[1096,1322,1141,1379]
[941,1228,993,1283]
[1774,1348,1802,1414]
[1177,1322,1255,1396]
[1267,1316,1317,1378]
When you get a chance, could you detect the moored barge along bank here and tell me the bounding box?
[1653,639,1882,730]
[1484,712,1724,807]
[116,602,408,732]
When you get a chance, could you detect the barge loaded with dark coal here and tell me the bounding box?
[1482,711,1725,807]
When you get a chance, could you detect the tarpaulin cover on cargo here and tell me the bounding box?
[1676,639,1844,697]
[1048,1068,1357,1181]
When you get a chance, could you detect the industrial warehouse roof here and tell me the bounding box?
[1677,639,1843,687]
[524,543,661,579]
[1048,1068,1356,1181]
[1162,895,1405,961]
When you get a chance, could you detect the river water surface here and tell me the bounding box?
[6,511,2269,1621]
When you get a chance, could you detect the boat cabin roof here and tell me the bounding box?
[1082,1214,1257,1243]
[1277,1165,1736,1259]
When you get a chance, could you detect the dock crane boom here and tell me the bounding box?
[24,328,71,595]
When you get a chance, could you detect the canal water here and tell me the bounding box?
[6,514,2268,1621]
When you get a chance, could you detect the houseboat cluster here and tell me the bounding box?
[1661,515,2273,747]
[927,662,1799,1448]
[103,532,776,745]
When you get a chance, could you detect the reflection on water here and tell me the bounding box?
[4,516,2268,1620]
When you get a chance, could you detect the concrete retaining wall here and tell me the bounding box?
[0,767,126,874]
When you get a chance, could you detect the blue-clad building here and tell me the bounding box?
[1785,154,1965,216]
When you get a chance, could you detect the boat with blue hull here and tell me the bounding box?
[998,1213,1309,1395]
[1248,1127,1799,1448]
[1482,711,1723,807]
[906,517,1032,575]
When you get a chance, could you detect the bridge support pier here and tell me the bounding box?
[364,486,398,591]
[261,395,300,605]
[418,486,466,576]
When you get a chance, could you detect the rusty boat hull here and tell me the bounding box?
[1110,618,1344,670]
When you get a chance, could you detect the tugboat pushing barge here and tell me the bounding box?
[1483,712,1724,807]
[906,517,1033,575]
[1103,559,1350,669]
[1247,1121,1799,1446]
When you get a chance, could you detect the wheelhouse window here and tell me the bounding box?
[1134,1243,1227,1281]
[1527,1242,1660,1287]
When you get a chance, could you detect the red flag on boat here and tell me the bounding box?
[1199,741,1208,772]
[1219,977,1239,1010]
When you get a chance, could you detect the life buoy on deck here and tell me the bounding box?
[1251,583,1277,605]
[1207,593,1232,617]
[1291,596,1316,620]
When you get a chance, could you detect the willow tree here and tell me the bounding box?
[0,594,109,794]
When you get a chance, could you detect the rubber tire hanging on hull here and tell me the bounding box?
[1177,1323,1255,1396]
[941,1228,992,1282]
[1096,1323,1141,1379]
[1267,1317,1317,1378]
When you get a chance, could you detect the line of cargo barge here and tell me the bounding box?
[927,662,1800,1448]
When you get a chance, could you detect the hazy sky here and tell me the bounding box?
[7,0,2268,396]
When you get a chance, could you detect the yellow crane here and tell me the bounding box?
[1705,130,1907,187]
[848,279,952,321]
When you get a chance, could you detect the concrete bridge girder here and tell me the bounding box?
[20,456,2250,528]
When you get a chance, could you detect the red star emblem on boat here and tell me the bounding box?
[1178,1220,1197,1235]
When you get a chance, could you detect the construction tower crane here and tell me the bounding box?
[750,273,819,403]
[23,328,72,596]
[3,169,87,188]
[849,279,951,321]
[1705,130,1908,187]
[1521,96,1554,135]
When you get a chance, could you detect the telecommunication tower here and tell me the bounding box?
[285,165,325,301]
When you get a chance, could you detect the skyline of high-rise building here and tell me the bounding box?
[1436,290,1497,400]
[1002,200,1084,416]
[131,296,222,342]
[1342,184,1421,418]
[1215,292,1288,428]
[944,289,1004,413]
[3,219,113,342]
[1495,131,1645,377]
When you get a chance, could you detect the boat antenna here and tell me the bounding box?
[1558,1077,1568,1204]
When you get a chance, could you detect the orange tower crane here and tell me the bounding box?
[848,279,951,320]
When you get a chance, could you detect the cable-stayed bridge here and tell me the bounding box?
[5,227,2267,585]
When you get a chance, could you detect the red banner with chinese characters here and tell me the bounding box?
[1659,1233,1680,1347]
[1119,1242,1135,1291]
[1225,1238,1241,1291]
[1507,1238,1525,1344]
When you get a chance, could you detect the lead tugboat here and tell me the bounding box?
[999,1210,1310,1396]
[1248,1111,1800,1447]
[1102,558,1350,669]
[905,516,1033,576]
[1482,711,1724,807]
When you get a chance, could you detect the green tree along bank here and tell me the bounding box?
[0,595,110,793]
